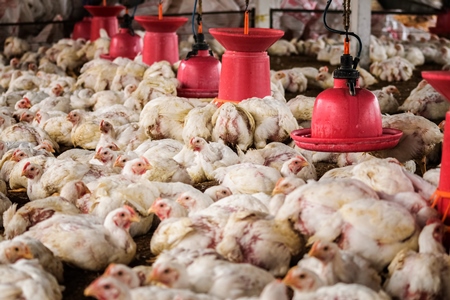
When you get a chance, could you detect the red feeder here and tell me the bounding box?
[177,34,221,98]
[291,55,403,152]
[84,5,124,41]
[422,71,450,222]
[100,28,143,60]
[134,16,187,66]
[209,27,284,104]
[72,17,92,40]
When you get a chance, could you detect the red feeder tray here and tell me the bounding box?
[291,78,403,152]
[422,71,450,222]
[72,17,92,40]
[134,16,188,66]
[100,28,143,61]
[209,28,284,104]
[84,5,124,41]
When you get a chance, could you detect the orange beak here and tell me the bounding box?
[22,246,34,259]
[281,267,296,287]
[83,280,98,297]
[272,178,284,195]
[308,241,319,257]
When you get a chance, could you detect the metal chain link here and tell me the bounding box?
[343,0,351,33]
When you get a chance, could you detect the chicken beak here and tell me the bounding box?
[130,214,140,223]
[272,178,284,195]
[308,241,319,257]
[22,246,34,259]
[282,267,295,287]
[83,283,97,297]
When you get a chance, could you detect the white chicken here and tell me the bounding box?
[182,103,217,145]
[211,102,255,151]
[23,206,139,271]
[399,79,449,120]
[186,136,240,183]
[238,96,299,149]
[384,221,450,299]
[139,96,195,142]
[214,163,282,195]
[216,209,305,276]
[371,85,400,114]
[370,56,415,82]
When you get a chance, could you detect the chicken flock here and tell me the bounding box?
[0,28,448,300]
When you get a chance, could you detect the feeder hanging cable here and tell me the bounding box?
[323,0,362,69]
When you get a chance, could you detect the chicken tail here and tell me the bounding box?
[2,203,17,229]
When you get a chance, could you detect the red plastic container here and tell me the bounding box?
[209,28,284,104]
[422,71,450,222]
[72,17,92,40]
[291,78,402,152]
[84,5,124,41]
[429,10,450,38]
[100,28,143,60]
[177,50,221,98]
[134,16,188,66]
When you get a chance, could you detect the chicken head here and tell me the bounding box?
[15,97,31,110]
[111,205,140,230]
[148,261,187,289]
[189,136,206,152]
[19,111,34,123]
[283,266,324,292]
[11,149,28,162]
[3,240,34,263]
[308,240,339,263]
[102,263,141,289]
[84,276,128,299]
[21,162,42,180]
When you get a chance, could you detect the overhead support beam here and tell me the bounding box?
[350,0,371,69]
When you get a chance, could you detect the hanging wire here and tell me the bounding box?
[323,0,362,69]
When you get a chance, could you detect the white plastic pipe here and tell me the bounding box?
[350,0,371,69]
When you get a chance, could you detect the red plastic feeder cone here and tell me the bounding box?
[291,75,402,152]
[209,27,284,104]
[134,16,188,66]
[84,5,124,41]
[72,17,92,40]
[177,34,221,98]
[422,71,450,223]
[100,28,143,61]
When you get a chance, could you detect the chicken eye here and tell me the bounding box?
[299,273,305,279]
[104,284,111,290]
[117,271,123,276]
[222,191,227,194]
[30,167,35,171]
[120,213,125,217]
[163,269,170,274]
[14,247,19,252]
[137,163,142,167]
[323,246,329,251]
[159,204,164,208]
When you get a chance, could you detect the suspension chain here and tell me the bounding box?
[343,0,351,33]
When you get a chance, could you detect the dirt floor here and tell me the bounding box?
[5,54,445,300]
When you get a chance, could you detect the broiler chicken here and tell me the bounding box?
[216,209,305,276]
[85,275,216,300]
[283,266,390,300]
[371,85,400,114]
[182,103,217,145]
[0,236,64,283]
[238,96,299,149]
[149,253,276,299]
[370,56,415,82]
[303,240,381,291]
[186,136,240,183]
[280,155,317,181]
[67,109,101,150]
[214,163,282,195]
[0,259,62,300]
[211,102,255,151]
[148,197,188,220]
[399,79,449,120]
[384,220,450,299]
[139,96,195,142]
[23,206,139,271]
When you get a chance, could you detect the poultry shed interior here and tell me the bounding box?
[1,0,450,299]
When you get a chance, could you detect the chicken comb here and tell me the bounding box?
[103,263,117,275]
[426,217,442,226]
[123,205,136,215]
[141,156,150,165]
[22,161,31,171]
[189,136,197,145]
